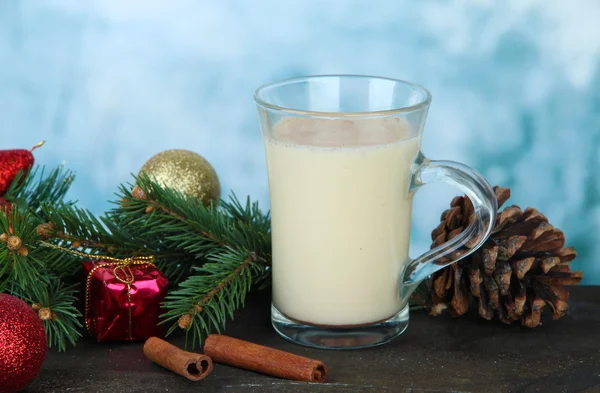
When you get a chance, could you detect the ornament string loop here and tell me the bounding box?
[39,241,155,339]
[29,140,45,152]
[113,265,135,285]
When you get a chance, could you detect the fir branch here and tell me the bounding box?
[41,202,131,255]
[4,166,75,213]
[112,176,272,347]
[23,167,75,212]
[38,242,83,279]
[162,249,269,349]
[148,198,222,245]
[0,207,45,291]
[4,167,273,351]
[29,279,83,352]
[1,166,83,351]
[144,195,223,246]
[50,231,110,252]
[221,193,271,234]
[113,175,231,249]
[109,176,240,274]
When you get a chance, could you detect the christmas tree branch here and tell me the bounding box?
[50,230,112,251]
[34,174,271,348]
[39,203,126,254]
[114,175,240,249]
[111,175,272,347]
[198,254,255,307]
[4,166,75,214]
[29,279,83,352]
[0,166,82,351]
[1,208,45,291]
[144,192,223,245]
[162,249,269,349]
[3,166,272,350]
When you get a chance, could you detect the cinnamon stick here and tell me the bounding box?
[204,334,327,383]
[143,337,213,381]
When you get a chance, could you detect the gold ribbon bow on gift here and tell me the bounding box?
[40,241,155,339]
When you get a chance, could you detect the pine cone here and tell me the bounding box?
[427,186,583,327]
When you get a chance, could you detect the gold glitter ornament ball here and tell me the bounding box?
[139,149,220,206]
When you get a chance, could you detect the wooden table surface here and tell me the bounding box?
[27,286,600,393]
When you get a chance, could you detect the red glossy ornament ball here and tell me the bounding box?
[0,293,47,393]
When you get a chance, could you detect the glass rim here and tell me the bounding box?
[253,74,432,117]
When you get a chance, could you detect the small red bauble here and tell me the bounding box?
[0,293,47,393]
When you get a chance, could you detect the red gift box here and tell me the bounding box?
[83,258,168,342]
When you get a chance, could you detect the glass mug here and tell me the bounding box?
[255,75,497,350]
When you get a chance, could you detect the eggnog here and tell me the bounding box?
[265,117,421,326]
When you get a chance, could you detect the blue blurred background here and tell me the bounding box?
[1,0,598,283]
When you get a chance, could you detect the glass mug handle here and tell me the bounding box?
[400,152,498,303]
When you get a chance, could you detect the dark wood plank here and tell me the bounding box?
[26,286,600,393]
